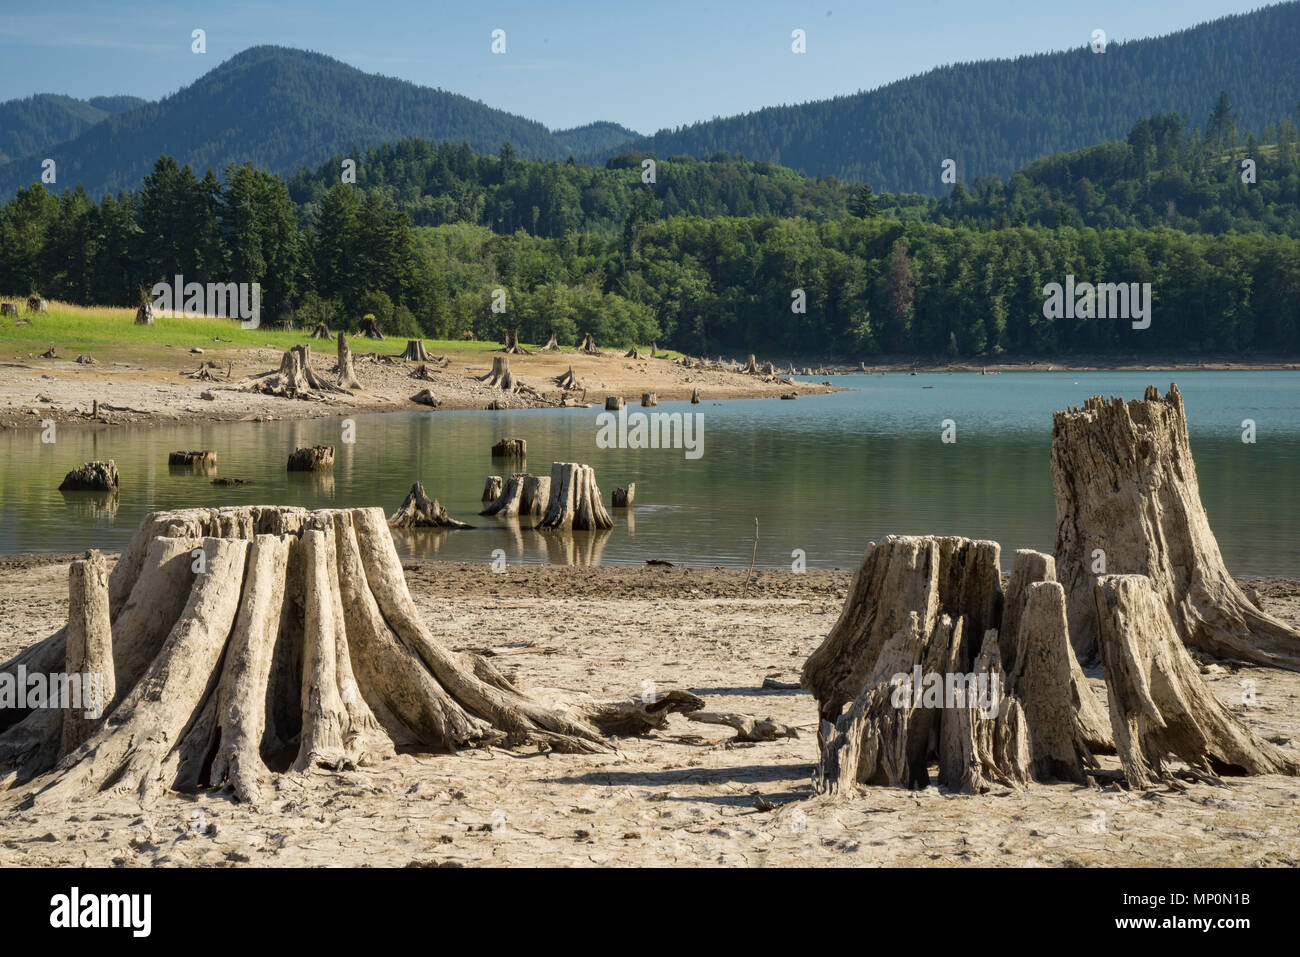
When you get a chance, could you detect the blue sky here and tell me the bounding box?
[0,0,1282,133]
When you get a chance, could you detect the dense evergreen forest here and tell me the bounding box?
[5,126,1300,359]
[609,3,1300,192]
[0,93,146,164]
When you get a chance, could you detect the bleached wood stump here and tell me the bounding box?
[536,463,614,531]
[335,331,362,390]
[1094,575,1300,787]
[1053,384,1300,670]
[311,323,332,340]
[541,330,559,351]
[690,388,700,404]
[555,366,580,390]
[501,329,530,355]
[388,483,473,529]
[481,475,503,503]
[401,339,431,361]
[0,507,701,807]
[579,333,601,355]
[481,473,551,517]
[641,392,658,407]
[244,345,347,400]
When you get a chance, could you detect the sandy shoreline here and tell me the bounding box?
[2,559,1298,867]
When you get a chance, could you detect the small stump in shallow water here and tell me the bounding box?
[389,483,473,529]
[59,460,120,492]
[287,446,334,472]
[612,484,635,508]
[481,475,503,502]
[169,450,217,469]
[491,437,526,458]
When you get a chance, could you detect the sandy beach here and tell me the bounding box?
[2,556,1297,868]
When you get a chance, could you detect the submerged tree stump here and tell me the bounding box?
[481,473,551,517]
[401,339,432,362]
[1094,575,1300,787]
[536,463,614,531]
[690,388,700,404]
[491,438,526,458]
[481,475,503,503]
[0,507,701,805]
[169,450,217,469]
[578,333,601,355]
[287,446,334,472]
[245,345,348,400]
[336,332,361,390]
[641,392,658,407]
[59,461,120,492]
[1053,384,1300,670]
[612,484,635,508]
[604,396,624,410]
[541,329,559,351]
[388,483,473,529]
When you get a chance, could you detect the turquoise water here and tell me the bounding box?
[2,371,1297,574]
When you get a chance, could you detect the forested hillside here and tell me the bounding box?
[0,93,147,164]
[610,3,1300,193]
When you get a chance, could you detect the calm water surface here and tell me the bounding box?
[2,371,1297,574]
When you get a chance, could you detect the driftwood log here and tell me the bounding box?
[481,475,503,503]
[0,507,701,806]
[535,463,614,531]
[1094,575,1300,787]
[481,473,551,517]
[59,461,120,492]
[1053,384,1300,670]
[287,446,334,472]
[388,483,473,529]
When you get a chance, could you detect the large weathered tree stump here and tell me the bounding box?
[1,303,19,318]
[481,473,551,517]
[287,446,334,472]
[555,366,580,390]
[245,345,347,400]
[401,340,431,361]
[501,329,530,355]
[358,316,384,339]
[541,330,559,351]
[481,475,503,502]
[0,507,699,806]
[1053,384,1300,670]
[388,483,473,529]
[491,437,526,458]
[536,463,614,531]
[742,354,758,375]
[335,331,362,390]
[1094,575,1300,787]
[578,333,601,355]
[604,396,623,410]
[479,356,526,392]
[59,461,120,492]
[311,323,332,340]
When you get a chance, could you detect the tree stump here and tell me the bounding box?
[410,389,440,408]
[536,463,614,531]
[578,333,601,355]
[612,484,635,508]
[690,388,700,404]
[555,366,580,390]
[742,354,758,375]
[604,396,624,410]
[0,303,18,318]
[134,301,154,326]
[1053,384,1300,670]
[491,438,526,458]
[478,356,522,392]
[26,296,48,314]
[245,345,347,400]
[59,551,115,757]
[1094,575,1300,787]
[287,446,334,472]
[168,450,217,469]
[336,332,361,390]
[481,475,503,503]
[59,461,120,492]
[625,347,644,360]
[641,392,658,407]
[501,329,531,355]
[311,323,332,340]
[481,473,551,517]
[541,329,559,351]
[401,339,431,361]
[760,361,775,375]
[358,316,384,339]
[0,507,700,805]
[388,483,473,529]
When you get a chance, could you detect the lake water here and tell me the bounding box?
[2,371,1298,574]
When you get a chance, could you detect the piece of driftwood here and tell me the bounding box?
[1053,384,1300,670]
[0,507,691,805]
[686,711,799,742]
[388,483,473,529]
[1093,575,1300,788]
[59,461,120,492]
[287,446,334,472]
[535,463,614,531]
[410,389,440,408]
[480,473,551,517]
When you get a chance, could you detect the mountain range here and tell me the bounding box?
[2,2,1298,198]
